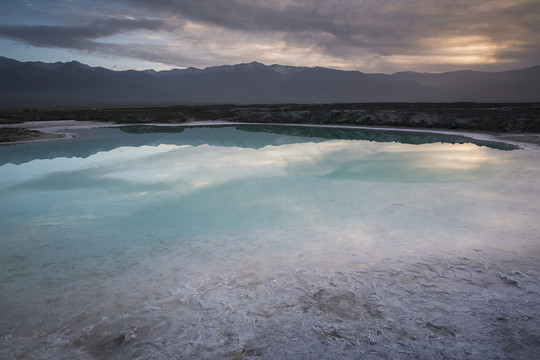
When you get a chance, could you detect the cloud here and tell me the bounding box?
[1,0,539,72]
[112,0,540,71]
[0,17,169,50]
[0,16,186,67]
[119,0,539,46]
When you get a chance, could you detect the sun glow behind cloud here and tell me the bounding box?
[381,35,521,71]
[428,35,517,65]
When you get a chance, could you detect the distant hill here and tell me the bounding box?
[0,57,539,107]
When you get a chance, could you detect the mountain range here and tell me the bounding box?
[1,56,539,107]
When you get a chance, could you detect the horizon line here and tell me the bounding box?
[2,55,539,76]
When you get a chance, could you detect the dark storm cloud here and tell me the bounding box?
[0,17,168,50]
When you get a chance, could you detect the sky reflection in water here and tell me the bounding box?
[0,125,532,263]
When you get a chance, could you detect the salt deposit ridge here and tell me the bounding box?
[0,125,539,359]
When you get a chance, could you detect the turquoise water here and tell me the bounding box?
[1,125,539,359]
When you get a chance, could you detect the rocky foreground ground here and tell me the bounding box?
[1,103,540,143]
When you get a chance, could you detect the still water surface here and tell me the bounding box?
[1,125,539,359]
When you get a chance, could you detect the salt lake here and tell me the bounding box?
[1,124,539,359]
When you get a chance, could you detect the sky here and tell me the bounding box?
[0,0,539,73]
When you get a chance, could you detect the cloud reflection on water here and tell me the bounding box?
[2,140,510,195]
[0,135,526,260]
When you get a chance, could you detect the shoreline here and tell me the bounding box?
[0,120,120,145]
[1,120,540,150]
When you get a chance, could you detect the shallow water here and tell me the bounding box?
[0,125,539,359]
